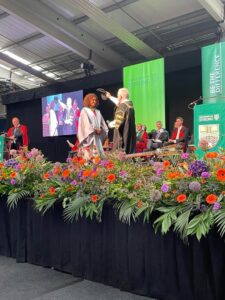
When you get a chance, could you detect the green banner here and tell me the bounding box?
[0,136,4,162]
[123,58,165,131]
[194,103,225,156]
[202,42,225,104]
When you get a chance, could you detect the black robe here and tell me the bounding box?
[113,100,136,154]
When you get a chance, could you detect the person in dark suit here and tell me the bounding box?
[168,117,189,152]
[148,121,168,150]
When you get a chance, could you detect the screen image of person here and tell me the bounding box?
[7,117,28,150]
[77,93,108,160]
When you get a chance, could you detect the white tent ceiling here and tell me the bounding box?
[0,0,224,93]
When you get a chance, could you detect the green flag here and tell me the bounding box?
[202,42,225,104]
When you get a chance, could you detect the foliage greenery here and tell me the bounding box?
[1,148,225,242]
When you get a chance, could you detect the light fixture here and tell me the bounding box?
[3,51,30,65]
[32,65,43,71]
[0,63,11,71]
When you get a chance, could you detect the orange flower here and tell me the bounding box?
[167,172,179,179]
[10,172,17,178]
[43,173,50,179]
[163,160,170,168]
[107,173,116,182]
[53,167,61,175]
[201,178,206,184]
[72,156,78,163]
[107,161,114,169]
[0,163,4,168]
[49,187,55,195]
[93,157,101,165]
[216,169,225,181]
[206,152,218,159]
[40,193,45,199]
[206,194,217,204]
[137,199,142,208]
[176,194,187,203]
[83,169,92,177]
[91,194,98,203]
[62,169,70,178]
[91,172,98,178]
[78,157,86,165]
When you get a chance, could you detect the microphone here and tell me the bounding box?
[189,96,202,105]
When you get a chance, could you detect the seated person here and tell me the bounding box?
[167,117,189,152]
[136,123,148,152]
[147,121,168,150]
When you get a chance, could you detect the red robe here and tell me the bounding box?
[7,125,29,147]
[136,131,148,153]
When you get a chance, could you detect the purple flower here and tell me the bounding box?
[26,152,32,159]
[156,168,163,176]
[188,160,208,177]
[66,157,72,163]
[100,160,109,167]
[201,172,211,178]
[71,180,77,186]
[181,153,189,159]
[77,170,83,178]
[189,181,201,192]
[119,170,128,177]
[30,148,39,157]
[4,159,18,168]
[161,183,170,193]
[14,164,21,170]
[10,179,16,185]
[213,202,222,211]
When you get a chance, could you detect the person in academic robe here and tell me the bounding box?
[136,123,148,152]
[106,88,136,154]
[7,117,28,150]
[168,117,189,152]
[77,93,108,159]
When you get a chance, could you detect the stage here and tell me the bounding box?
[0,197,224,300]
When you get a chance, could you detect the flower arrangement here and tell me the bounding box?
[1,147,225,242]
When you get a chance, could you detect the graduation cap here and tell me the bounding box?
[96,88,107,100]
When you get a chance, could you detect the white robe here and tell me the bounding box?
[77,107,108,159]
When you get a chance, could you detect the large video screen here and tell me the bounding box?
[42,90,83,137]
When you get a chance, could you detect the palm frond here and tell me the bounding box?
[63,195,88,222]
[7,190,32,210]
[174,206,192,242]
[214,207,225,237]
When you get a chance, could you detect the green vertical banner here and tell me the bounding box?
[123,58,165,131]
[194,103,225,156]
[202,42,225,104]
[0,136,4,162]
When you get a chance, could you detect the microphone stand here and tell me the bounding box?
[188,96,203,110]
